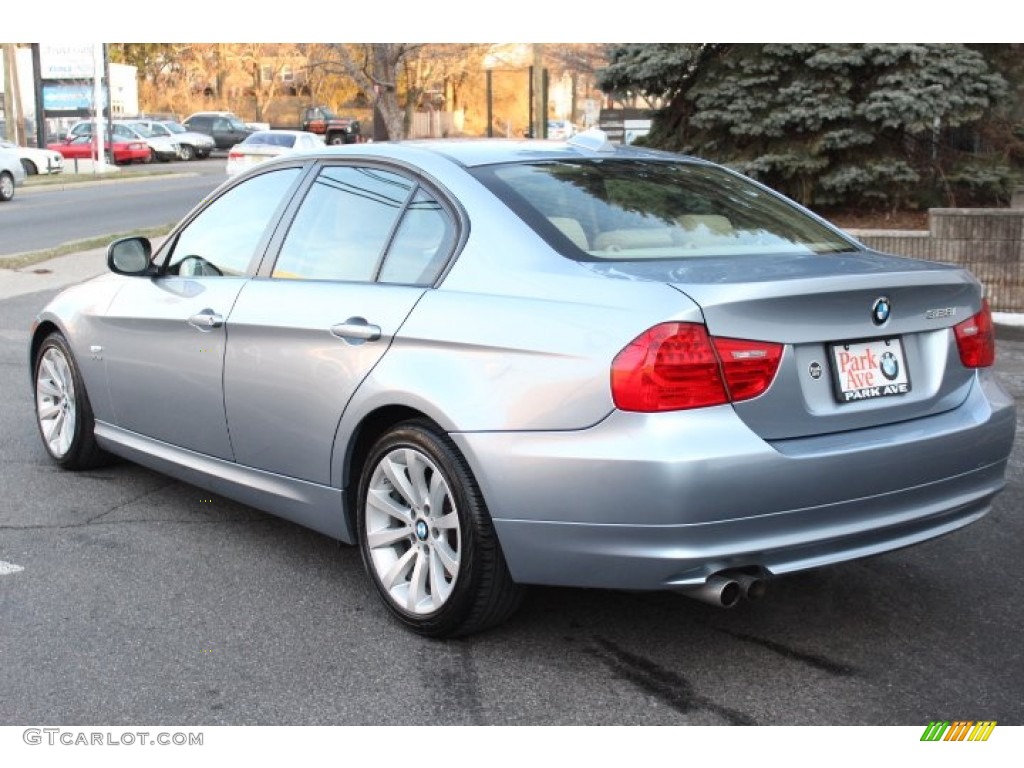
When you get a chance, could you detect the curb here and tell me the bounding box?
[19,171,199,196]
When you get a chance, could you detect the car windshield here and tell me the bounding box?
[471,159,858,260]
[163,122,187,134]
[228,118,248,131]
[125,123,155,138]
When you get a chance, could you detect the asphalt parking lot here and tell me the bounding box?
[0,274,1022,726]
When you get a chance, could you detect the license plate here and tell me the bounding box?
[830,337,911,403]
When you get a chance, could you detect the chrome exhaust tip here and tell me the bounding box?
[680,574,742,608]
[732,571,767,601]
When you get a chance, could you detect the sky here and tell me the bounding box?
[1,2,1012,44]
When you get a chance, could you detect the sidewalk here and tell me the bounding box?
[0,245,109,300]
[0,238,166,301]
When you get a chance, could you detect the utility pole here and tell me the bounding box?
[2,44,20,143]
[531,44,544,140]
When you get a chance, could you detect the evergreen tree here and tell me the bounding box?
[599,44,1016,209]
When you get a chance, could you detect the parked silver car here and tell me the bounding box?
[134,120,216,161]
[29,132,1016,636]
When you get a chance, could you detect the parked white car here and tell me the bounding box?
[0,145,27,201]
[225,130,324,176]
[0,140,64,176]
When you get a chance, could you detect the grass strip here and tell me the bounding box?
[0,225,174,270]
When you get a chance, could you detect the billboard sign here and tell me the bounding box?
[39,44,96,80]
[42,84,104,112]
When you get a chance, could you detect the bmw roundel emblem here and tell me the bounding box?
[880,351,899,380]
[872,297,891,326]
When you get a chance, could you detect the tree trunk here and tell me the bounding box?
[373,45,405,140]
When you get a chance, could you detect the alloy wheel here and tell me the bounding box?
[364,446,461,615]
[36,346,78,459]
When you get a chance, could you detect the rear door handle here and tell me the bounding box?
[188,310,224,331]
[330,317,382,344]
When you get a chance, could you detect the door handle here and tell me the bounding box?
[188,310,224,331]
[330,317,382,344]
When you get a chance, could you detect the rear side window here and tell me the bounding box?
[471,160,857,260]
[272,166,454,285]
[273,166,413,282]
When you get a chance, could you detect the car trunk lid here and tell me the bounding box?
[585,250,983,440]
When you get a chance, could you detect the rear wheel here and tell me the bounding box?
[0,171,14,201]
[357,420,523,637]
[34,333,110,469]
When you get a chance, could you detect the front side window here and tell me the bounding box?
[164,168,301,277]
[272,166,414,282]
[471,160,858,260]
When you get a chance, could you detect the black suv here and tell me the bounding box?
[182,112,254,150]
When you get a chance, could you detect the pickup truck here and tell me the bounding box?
[301,106,362,145]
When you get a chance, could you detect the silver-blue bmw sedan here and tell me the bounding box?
[29,131,1016,636]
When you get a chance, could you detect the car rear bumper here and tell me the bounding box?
[452,371,1015,590]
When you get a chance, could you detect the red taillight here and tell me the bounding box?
[611,322,782,412]
[713,336,785,402]
[228,151,243,160]
[954,299,996,368]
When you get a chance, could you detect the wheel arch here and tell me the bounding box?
[341,405,437,526]
[29,319,63,382]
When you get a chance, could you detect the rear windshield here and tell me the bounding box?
[470,159,857,260]
[245,133,296,148]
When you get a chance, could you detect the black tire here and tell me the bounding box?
[357,420,524,638]
[178,144,195,161]
[33,332,110,470]
[105,150,119,167]
[328,134,345,145]
[0,171,14,202]
[21,158,38,176]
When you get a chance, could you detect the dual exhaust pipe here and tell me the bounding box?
[681,569,767,608]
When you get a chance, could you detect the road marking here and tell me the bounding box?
[0,560,25,575]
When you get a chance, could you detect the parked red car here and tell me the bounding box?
[48,135,151,166]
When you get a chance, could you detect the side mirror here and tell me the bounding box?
[107,236,154,276]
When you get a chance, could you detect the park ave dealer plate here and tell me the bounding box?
[830,337,912,403]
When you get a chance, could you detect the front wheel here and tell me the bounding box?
[178,144,195,161]
[21,158,38,176]
[34,333,110,469]
[357,420,523,637]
